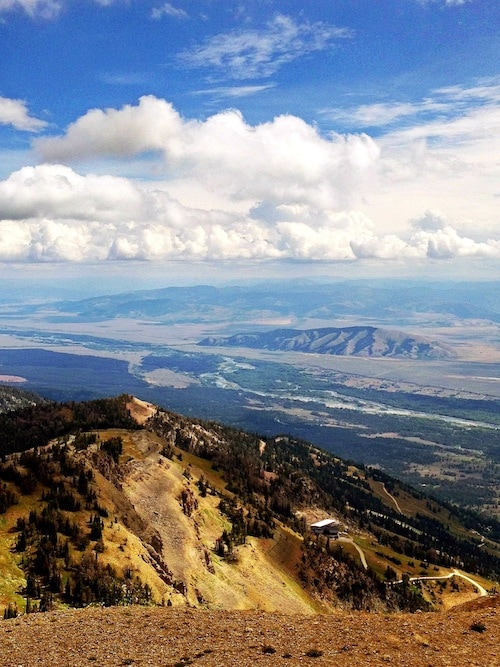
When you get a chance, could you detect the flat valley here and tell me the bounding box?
[0,279,499,515]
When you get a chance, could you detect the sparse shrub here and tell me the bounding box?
[305,648,323,658]
[470,621,486,633]
[262,645,276,654]
[160,444,173,459]
[88,514,104,541]
[94,502,109,518]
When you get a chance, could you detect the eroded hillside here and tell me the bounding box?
[0,395,498,619]
[199,326,455,359]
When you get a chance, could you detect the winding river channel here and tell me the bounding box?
[247,386,500,431]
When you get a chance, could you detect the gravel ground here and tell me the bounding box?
[0,598,498,667]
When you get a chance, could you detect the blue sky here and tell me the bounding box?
[0,0,499,287]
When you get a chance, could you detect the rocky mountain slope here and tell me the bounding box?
[199,326,455,359]
[0,394,498,622]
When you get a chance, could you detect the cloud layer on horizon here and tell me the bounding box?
[0,162,498,264]
[0,65,497,267]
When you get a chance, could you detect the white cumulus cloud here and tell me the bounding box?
[36,96,380,211]
[0,164,498,264]
[37,96,185,162]
[0,164,280,262]
[0,97,47,131]
[1,91,497,267]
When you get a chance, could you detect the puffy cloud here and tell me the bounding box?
[351,234,418,260]
[36,96,380,211]
[36,96,185,162]
[0,164,498,264]
[0,164,149,222]
[178,14,352,80]
[351,226,500,260]
[410,209,449,232]
[0,164,278,262]
[5,91,498,267]
[0,97,47,132]
[412,227,500,259]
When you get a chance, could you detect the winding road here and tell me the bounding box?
[338,536,368,569]
[336,537,488,595]
[381,483,403,514]
[394,569,488,596]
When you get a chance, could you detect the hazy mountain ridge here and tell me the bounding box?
[198,326,456,360]
[0,394,498,621]
[12,279,500,325]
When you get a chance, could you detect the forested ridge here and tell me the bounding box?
[0,394,139,457]
[150,410,500,582]
[0,394,498,618]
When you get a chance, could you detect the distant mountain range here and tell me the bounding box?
[198,326,455,360]
[9,279,500,325]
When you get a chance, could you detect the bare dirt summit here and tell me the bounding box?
[1,597,498,667]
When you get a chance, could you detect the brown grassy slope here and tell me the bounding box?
[82,402,497,613]
[108,427,320,613]
[0,598,498,667]
[1,396,495,616]
[0,410,320,614]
